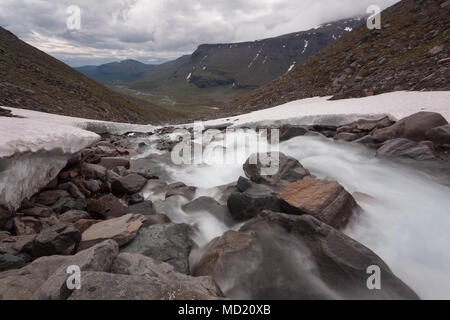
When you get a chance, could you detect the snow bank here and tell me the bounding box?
[203,91,450,128]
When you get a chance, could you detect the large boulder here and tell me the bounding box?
[426,124,450,146]
[182,197,233,225]
[376,139,436,161]
[32,240,119,300]
[243,152,310,189]
[279,177,358,229]
[372,112,448,143]
[78,214,146,251]
[22,224,81,258]
[193,211,419,300]
[111,174,147,195]
[279,126,308,142]
[122,223,194,275]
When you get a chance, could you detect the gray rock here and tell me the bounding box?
[112,174,147,195]
[227,188,281,222]
[35,190,70,206]
[280,126,308,142]
[182,197,232,225]
[426,124,450,146]
[376,138,436,161]
[121,200,155,216]
[165,182,196,201]
[99,157,131,170]
[80,163,107,180]
[0,253,26,272]
[59,210,90,224]
[58,182,85,200]
[334,132,359,142]
[122,223,194,275]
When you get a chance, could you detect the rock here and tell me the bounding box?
[87,194,127,219]
[376,138,436,161]
[51,198,86,215]
[243,152,310,189]
[227,183,281,221]
[58,182,85,200]
[99,157,130,170]
[73,219,100,233]
[79,214,146,251]
[334,132,359,142]
[21,206,53,218]
[428,45,443,55]
[165,182,196,201]
[121,200,155,216]
[236,176,251,192]
[32,240,119,300]
[182,197,232,225]
[279,126,308,142]
[279,177,358,229]
[0,234,36,259]
[426,124,450,146]
[372,112,448,143]
[129,194,144,205]
[122,223,194,275]
[111,253,224,299]
[111,174,147,195]
[0,253,26,272]
[0,206,11,229]
[21,217,43,233]
[80,163,107,180]
[13,217,35,236]
[144,214,172,226]
[35,190,70,206]
[193,211,419,300]
[0,255,70,299]
[22,224,81,258]
[83,180,101,194]
[59,210,90,224]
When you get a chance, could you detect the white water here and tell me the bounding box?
[139,131,450,300]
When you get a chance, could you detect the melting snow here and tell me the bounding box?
[345,27,353,32]
[287,62,296,73]
[186,73,192,81]
[301,40,309,54]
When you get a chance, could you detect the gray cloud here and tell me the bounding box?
[0,0,400,66]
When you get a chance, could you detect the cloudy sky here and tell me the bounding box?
[0,0,399,67]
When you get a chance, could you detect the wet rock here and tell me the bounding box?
[426,124,450,146]
[280,125,308,142]
[334,132,359,142]
[279,177,358,229]
[182,197,232,224]
[22,224,81,258]
[376,138,436,161]
[32,240,119,300]
[129,194,144,205]
[144,214,172,226]
[372,112,448,143]
[194,211,419,300]
[243,152,310,189]
[236,176,251,192]
[165,182,196,201]
[0,253,26,272]
[122,223,194,275]
[80,163,107,180]
[121,200,155,216]
[35,190,70,206]
[111,174,147,195]
[110,253,224,299]
[87,194,127,220]
[0,206,11,229]
[99,157,130,170]
[79,214,146,251]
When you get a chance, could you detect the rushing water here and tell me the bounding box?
[134,131,450,300]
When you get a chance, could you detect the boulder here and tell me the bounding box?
[334,132,359,142]
[372,112,448,143]
[376,138,436,161]
[80,163,107,180]
[58,182,85,200]
[426,124,450,146]
[279,177,358,229]
[144,214,172,226]
[99,157,131,170]
[0,206,11,229]
[280,126,308,142]
[79,214,146,251]
[243,152,310,189]
[122,223,194,275]
[22,224,81,258]
[83,180,101,194]
[121,200,155,216]
[35,190,70,206]
[129,194,144,205]
[0,253,26,272]
[32,240,119,300]
[111,174,147,195]
[165,182,196,201]
[59,210,90,224]
[182,197,233,225]
[110,253,224,299]
[87,194,127,219]
[193,211,419,300]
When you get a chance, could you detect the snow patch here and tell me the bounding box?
[301,40,309,54]
[345,27,353,32]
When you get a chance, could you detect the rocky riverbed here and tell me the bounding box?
[1,111,450,300]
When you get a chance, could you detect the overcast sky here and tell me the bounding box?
[0,0,399,67]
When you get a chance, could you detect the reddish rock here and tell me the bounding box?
[279,177,358,229]
[87,194,127,220]
[73,219,101,233]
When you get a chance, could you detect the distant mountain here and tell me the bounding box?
[231,0,450,114]
[76,59,156,84]
[0,27,179,123]
[120,18,364,114]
